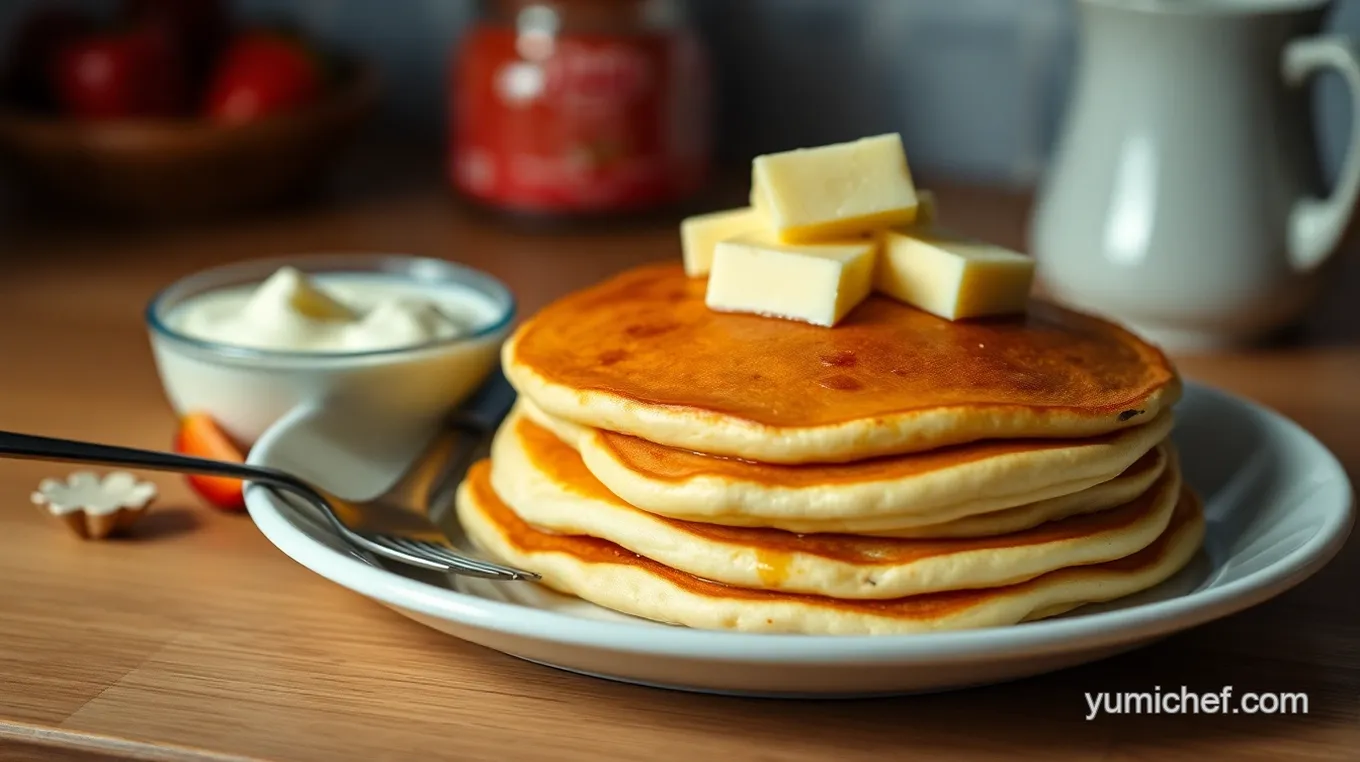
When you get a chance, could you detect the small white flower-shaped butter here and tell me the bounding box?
[31,471,157,539]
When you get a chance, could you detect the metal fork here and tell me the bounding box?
[356,368,517,523]
[0,429,538,581]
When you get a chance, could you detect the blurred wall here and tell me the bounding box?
[3,0,1358,188]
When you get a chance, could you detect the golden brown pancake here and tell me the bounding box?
[489,413,1184,598]
[520,397,1173,531]
[504,264,1180,463]
[872,447,1167,538]
[457,461,1206,635]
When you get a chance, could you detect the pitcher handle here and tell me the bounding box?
[1283,35,1360,272]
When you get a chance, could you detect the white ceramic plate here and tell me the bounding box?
[245,382,1354,697]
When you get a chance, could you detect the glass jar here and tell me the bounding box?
[450,0,711,220]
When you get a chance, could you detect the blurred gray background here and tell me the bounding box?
[4,0,1358,188]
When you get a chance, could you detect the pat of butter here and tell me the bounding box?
[706,233,877,327]
[680,207,764,277]
[876,229,1034,320]
[752,134,919,243]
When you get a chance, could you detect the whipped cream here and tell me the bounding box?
[171,267,481,352]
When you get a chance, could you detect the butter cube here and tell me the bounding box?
[752,134,919,243]
[680,207,764,277]
[706,233,877,327]
[876,230,1034,320]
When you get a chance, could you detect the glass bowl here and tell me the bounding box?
[146,254,516,445]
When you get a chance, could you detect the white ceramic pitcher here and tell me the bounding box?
[1031,0,1360,351]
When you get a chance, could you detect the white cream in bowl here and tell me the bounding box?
[147,257,515,446]
[171,266,489,353]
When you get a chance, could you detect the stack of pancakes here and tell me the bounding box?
[457,265,1204,635]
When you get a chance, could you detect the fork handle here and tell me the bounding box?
[1,429,536,580]
[1,428,365,547]
[0,429,296,488]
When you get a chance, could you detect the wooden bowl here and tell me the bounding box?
[0,61,378,222]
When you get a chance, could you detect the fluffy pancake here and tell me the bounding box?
[520,398,1172,532]
[457,462,1205,635]
[504,264,1180,464]
[489,412,1182,599]
[871,447,1166,538]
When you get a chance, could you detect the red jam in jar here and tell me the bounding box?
[450,0,711,218]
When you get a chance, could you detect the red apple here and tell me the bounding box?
[51,23,186,120]
[203,30,322,123]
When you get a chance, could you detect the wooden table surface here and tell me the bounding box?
[1,168,1357,762]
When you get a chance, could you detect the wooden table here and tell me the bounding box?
[1,168,1357,761]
